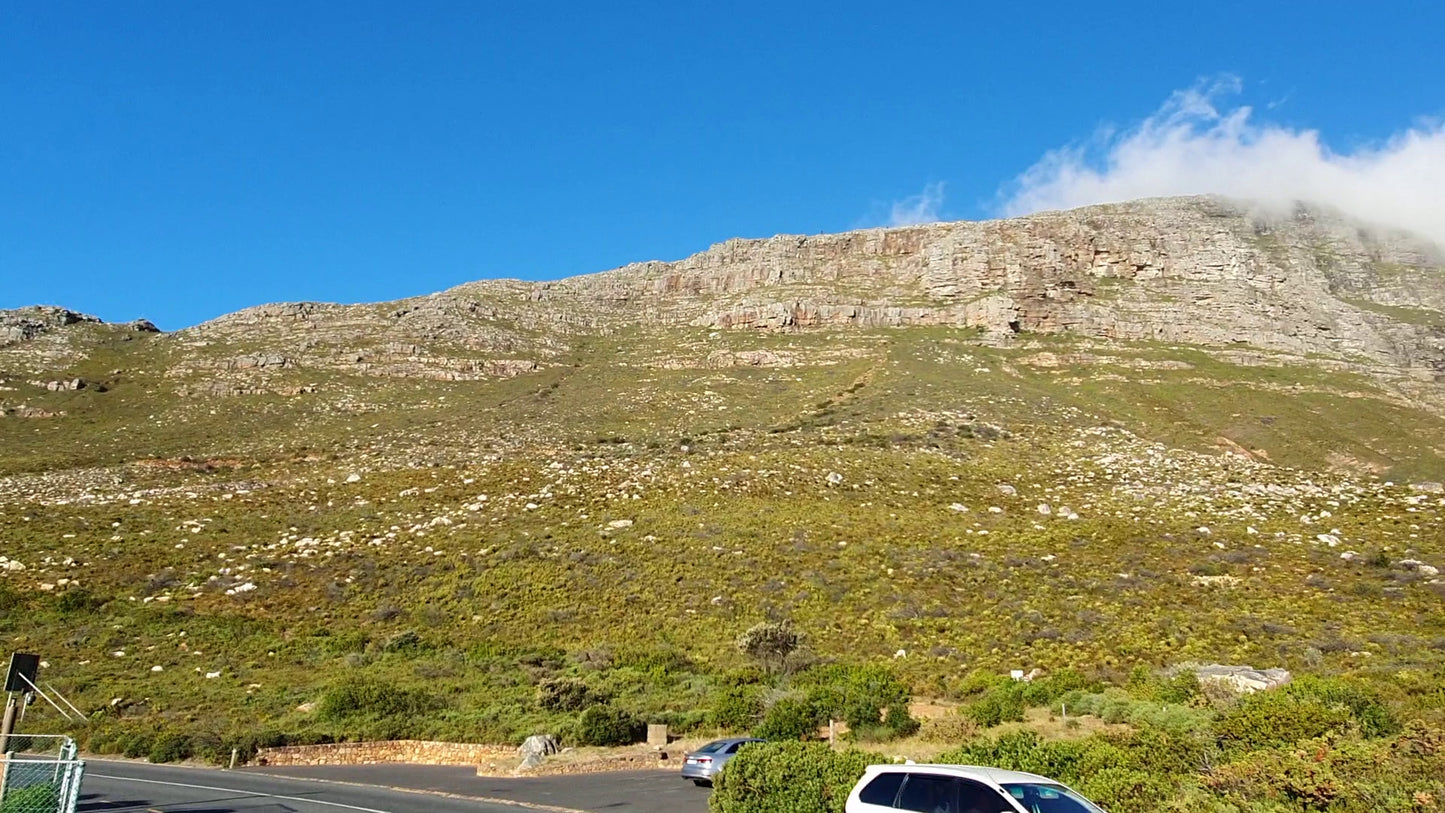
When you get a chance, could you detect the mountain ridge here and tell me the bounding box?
[7,195,1442,412]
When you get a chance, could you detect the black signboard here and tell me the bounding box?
[4,652,39,692]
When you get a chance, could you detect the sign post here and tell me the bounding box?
[0,693,14,753]
[2,653,40,753]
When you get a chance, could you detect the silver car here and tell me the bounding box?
[680,737,765,786]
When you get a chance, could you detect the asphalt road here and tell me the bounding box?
[246,764,710,813]
[79,760,710,813]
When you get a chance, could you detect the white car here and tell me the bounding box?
[846,764,1106,813]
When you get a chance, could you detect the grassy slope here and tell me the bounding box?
[1,324,1444,744]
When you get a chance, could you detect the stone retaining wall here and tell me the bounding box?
[256,740,513,766]
[530,753,674,775]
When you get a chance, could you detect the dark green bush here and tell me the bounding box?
[1108,727,1214,777]
[1284,675,1400,738]
[0,583,24,613]
[709,741,887,813]
[55,587,105,614]
[0,782,59,813]
[650,708,708,734]
[800,663,911,732]
[577,704,644,746]
[883,704,920,739]
[1122,667,1201,706]
[1072,766,1173,811]
[317,678,442,721]
[381,629,429,654]
[1020,668,1098,706]
[612,645,694,678]
[710,684,765,731]
[535,677,604,712]
[148,730,194,763]
[1157,671,1202,705]
[120,729,157,759]
[964,684,1025,727]
[942,731,1088,783]
[755,697,823,741]
[1214,690,1352,750]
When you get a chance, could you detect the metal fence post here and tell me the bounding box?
[0,750,12,807]
[61,760,85,813]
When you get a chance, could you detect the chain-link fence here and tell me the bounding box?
[0,735,84,813]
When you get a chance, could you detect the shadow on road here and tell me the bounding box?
[78,790,308,813]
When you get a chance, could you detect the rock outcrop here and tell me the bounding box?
[13,196,1445,402]
[0,306,103,345]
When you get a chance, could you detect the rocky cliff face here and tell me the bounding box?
[538,196,1442,371]
[6,196,1443,397]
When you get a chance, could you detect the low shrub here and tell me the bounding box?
[963,684,1025,728]
[800,663,911,733]
[148,730,194,763]
[55,587,106,614]
[611,645,694,679]
[120,729,157,759]
[535,677,605,712]
[0,783,59,813]
[577,704,644,746]
[710,684,765,731]
[1198,732,1438,810]
[317,678,442,721]
[0,583,25,613]
[709,740,887,813]
[755,697,823,741]
[1058,689,1212,736]
[1072,766,1173,812]
[650,708,709,735]
[380,629,430,654]
[1283,675,1400,738]
[883,704,920,739]
[918,712,980,744]
[1020,668,1099,706]
[942,731,1090,784]
[1214,691,1352,750]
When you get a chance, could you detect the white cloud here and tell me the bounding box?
[999,76,1445,247]
[887,182,946,226]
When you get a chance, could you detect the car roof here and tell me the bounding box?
[861,763,1056,786]
[702,737,765,746]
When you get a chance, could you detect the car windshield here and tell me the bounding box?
[1001,783,1105,813]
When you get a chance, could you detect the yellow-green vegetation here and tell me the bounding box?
[711,672,1444,812]
[1,322,1443,801]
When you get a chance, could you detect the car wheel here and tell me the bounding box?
[692,779,711,787]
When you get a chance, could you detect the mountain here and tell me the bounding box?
[1,195,1443,751]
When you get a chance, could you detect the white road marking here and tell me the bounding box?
[90,773,393,813]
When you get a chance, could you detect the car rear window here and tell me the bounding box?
[694,740,729,753]
[858,772,905,806]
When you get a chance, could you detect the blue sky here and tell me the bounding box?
[4,1,1443,329]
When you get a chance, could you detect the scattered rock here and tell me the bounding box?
[1193,664,1291,694]
[1396,559,1440,577]
[517,734,560,772]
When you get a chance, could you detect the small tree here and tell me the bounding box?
[736,621,800,674]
